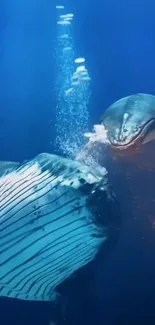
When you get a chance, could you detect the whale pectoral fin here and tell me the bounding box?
[0,161,19,176]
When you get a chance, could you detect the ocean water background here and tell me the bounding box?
[0,0,155,324]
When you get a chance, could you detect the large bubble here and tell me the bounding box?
[56,5,65,9]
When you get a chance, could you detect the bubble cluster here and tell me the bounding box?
[71,65,91,86]
[55,6,91,159]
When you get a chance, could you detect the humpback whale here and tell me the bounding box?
[0,152,120,301]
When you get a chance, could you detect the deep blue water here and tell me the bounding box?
[0,0,155,324]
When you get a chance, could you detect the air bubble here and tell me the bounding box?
[75,58,85,64]
[56,5,64,9]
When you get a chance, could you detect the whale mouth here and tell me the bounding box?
[108,118,155,151]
